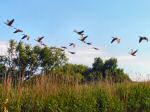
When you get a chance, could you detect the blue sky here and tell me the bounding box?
[0,0,150,80]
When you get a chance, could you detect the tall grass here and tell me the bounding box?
[0,74,150,112]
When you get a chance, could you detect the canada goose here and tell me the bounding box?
[69,43,76,48]
[93,47,100,50]
[22,34,30,40]
[13,28,23,33]
[74,30,84,35]
[86,42,92,45]
[41,43,47,47]
[36,36,44,43]
[79,35,88,42]
[61,46,67,49]
[129,49,138,56]
[5,19,14,27]
[139,36,148,43]
[111,37,120,44]
[68,51,76,54]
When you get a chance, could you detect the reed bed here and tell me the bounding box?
[0,74,150,112]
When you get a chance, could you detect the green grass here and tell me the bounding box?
[0,75,150,112]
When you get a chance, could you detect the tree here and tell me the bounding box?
[89,57,130,82]
[0,64,6,80]
[103,58,117,78]
[113,68,131,82]
[40,47,68,74]
[86,57,104,81]
[0,40,68,81]
[0,39,130,83]
[103,58,117,70]
[92,57,104,72]
[54,64,88,81]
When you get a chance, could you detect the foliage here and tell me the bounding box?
[51,57,130,83]
[0,75,149,112]
[0,40,130,83]
[54,64,89,80]
[0,40,68,81]
[86,57,130,82]
[127,84,150,112]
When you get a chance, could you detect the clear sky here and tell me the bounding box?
[0,0,150,81]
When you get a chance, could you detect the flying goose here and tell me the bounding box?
[129,49,138,56]
[74,30,84,35]
[86,42,92,45]
[5,19,14,27]
[41,43,47,47]
[36,36,44,43]
[69,43,76,48]
[61,46,67,49]
[111,37,120,44]
[68,51,76,54]
[79,35,88,42]
[13,28,23,33]
[22,34,30,40]
[93,47,100,50]
[139,36,148,43]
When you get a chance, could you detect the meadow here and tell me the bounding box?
[0,74,150,112]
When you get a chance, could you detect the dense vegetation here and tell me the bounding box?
[0,75,150,112]
[0,40,149,112]
[0,40,130,83]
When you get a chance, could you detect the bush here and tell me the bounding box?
[127,84,150,112]
[110,97,125,112]
[95,89,111,112]
[1,75,150,112]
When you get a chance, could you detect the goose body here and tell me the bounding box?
[5,19,14,27]
[74,30,84,35]
[69,43,76,48]
[139,36,148,43]
[130,49,138,56]
[111,37,120,44]
[13,28,23,33]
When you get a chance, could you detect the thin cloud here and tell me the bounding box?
[115,55,150,81]
[66,47,150,81]
[66,46,110,66]
[0,42,149,81]
[0,41,8,56]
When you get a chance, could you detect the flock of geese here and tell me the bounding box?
[3,19,149,56]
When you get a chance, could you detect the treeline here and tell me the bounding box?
[0,40,130,83]
[55,58,130,83]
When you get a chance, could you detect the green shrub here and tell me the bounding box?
[110,97,125,112]
[46,89,97,112]
[95,89,111,112]
[1,76,150,112]
[127,84,150,112]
